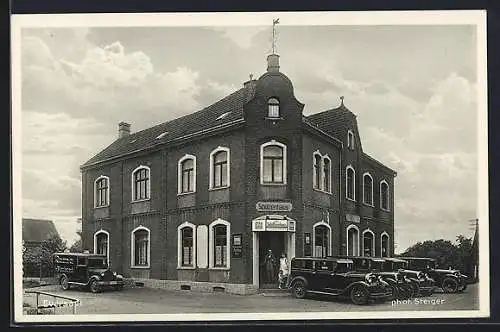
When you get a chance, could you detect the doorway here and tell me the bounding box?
[259,232,286,289]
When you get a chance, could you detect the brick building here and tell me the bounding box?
[80,52,396,294]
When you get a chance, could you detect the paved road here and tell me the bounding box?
[24,283,479,315]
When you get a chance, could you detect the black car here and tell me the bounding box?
[338,256,415,300]
[286,257,393,305]
[400,257,468,293]
[53,252,124,293]
[383,257,436,296]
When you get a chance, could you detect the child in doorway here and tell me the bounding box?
[278,252,289,289]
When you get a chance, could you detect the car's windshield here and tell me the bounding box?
[370,260,383,272]
[88,258,107,268]
[335,263,352,273]
[353,258,371,271]
[393,261,406,270]
[381,261,393,272]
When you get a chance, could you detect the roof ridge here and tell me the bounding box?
[305,106,343,118]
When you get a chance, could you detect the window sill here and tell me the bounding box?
[94,205,110,209]
[346,197,356,202]
[209,267,230,271]
[131,199,150,204]
[363,202,375,207]
[177,266,196,270]
[313,188,333,195]
[131,265,150,269]
[208,186,230,191]
[265,117,285,121]
[177,191,196,197]
[260,182,287,186]
[380,208,391,212]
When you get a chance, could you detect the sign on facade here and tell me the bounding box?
[346,214,360,223]
[251,219,296,232]
[256,201,293,212]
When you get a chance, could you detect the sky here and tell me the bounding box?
[18,19,480,253]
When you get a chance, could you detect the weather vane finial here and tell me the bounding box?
[340,96,345,106]
[272,18,280,54]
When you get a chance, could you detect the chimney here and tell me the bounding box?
[267,54,280,72]
[118,122,131,138]
[243,74,257,102]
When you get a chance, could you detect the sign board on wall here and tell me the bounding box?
[346,214,361,223]
[232,234,243,259]
[256,201,293,212]
[252,219,296,232]
[196,225,208,268]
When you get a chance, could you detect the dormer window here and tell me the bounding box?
[347,130,355,150]
[268,97,280,118]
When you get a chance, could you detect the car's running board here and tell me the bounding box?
[68,282,88,286]
[307,290,341,296]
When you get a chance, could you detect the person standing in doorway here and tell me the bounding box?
[262,249,277,284]
[278,252,289,289]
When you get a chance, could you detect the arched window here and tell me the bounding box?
[261,140,287,184]
[268,97,280,118]
[363,173,374,206]
[323,156,332,193]
[209,147,230,189]
[347,225,360,256]
[380,180,390,210]
[177,222,196,268]
[178,154,196,194]
[346,166,355,200]
[362,229,375,257]
[94,176,110,207]
[132,166,150,201]
[209,219,231,269]
[381,232,390,257]
[313,152,322,190]
[347,130,355,150]
[313,222,331,258]
[93,230,110,262]
[131,226,150,268]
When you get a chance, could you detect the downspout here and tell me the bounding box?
[339,144,343,256]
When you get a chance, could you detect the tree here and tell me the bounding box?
[23,235,67,278]
[400,235,472,272]
[69,230,82,253]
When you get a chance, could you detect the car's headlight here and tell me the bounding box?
[100,272,105,277]
[116,274,123,279]
[113,272,117,276]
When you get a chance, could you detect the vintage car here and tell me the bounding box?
[383,257,436,296]
[286,257,393,305]
[53,252,124,293]
[400,257,468,293]
[332,256,415,300]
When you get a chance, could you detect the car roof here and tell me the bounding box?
[53,252,106,258]
[328,255,384,261]
[399,257,436,261]
[383,257,407,263]
[292,257,353,263]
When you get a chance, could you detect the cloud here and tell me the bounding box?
[212,26,268,49]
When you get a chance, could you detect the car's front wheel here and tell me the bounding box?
[60,276,70,291]
[442,278,459,293]
[458,282,467,292]
[388,284,399,301]
[350,286,369,305]
[291,280,307,299]
[398,285,413,300]
[89,279,100,293]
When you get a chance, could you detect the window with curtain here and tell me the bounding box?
[133,229,149,266]
[213,224,227,267]
[181,227,194,266]
[262,145,284,183]
[314,225,329,258]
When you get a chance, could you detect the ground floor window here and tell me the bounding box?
[132,227,150,267]
[314,224,329,258]
[381,232,389,257]
[209,219,231,269]
[363,230,374,257]
[347,225,359,256]
[177,222,196,268]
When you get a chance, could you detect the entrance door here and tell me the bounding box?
[259,232,285,289]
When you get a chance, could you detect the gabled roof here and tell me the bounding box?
[305,106,351,140]
[81,85,254,168]
[22,218,59,243]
